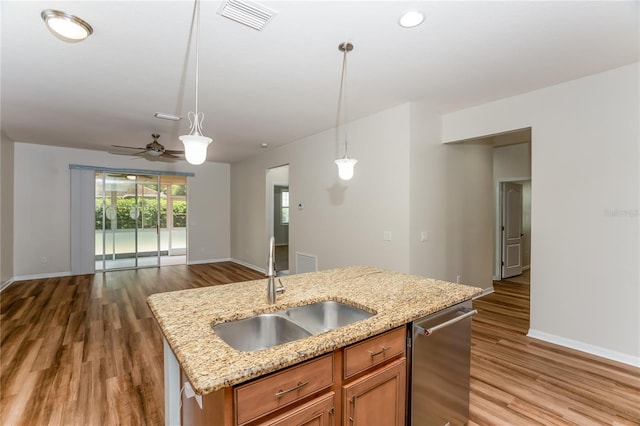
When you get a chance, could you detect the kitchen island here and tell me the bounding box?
[147,266,482,425]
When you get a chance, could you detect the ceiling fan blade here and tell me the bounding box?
[112,144,146,150]
[109,150,147,156]
[161,153,181,159]
[163,149,185,155]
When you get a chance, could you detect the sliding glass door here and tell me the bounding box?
[163,176,187,260]
[95,173,161,271]
[94,172,188,271]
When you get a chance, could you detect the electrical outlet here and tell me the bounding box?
[420,231,428,242]
[456,275,461,284]
[383,231,392,241]
[41,256,48,264]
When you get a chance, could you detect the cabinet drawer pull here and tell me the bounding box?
[275,380,309,398]
[368,346,391,357]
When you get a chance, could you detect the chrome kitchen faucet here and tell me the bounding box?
[267,236,285,304]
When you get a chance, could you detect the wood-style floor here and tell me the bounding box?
[1,263,638,425]
[1,263,263,426]
[470,278,640,425]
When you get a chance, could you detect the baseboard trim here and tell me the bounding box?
[527,329,640,368]
[3,271,75,291]
[12,271,74,282]
[0,278,15,292]
[229,258,265,274]
[187,257,231,266]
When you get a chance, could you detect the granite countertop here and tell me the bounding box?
[147,266,482,395]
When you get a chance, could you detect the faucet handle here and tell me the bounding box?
[276,278,285,294]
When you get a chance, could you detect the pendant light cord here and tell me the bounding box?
[194,0,201,117]
[186,0,205,137]
[336,46,350,157]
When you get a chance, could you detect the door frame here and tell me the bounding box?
[494,177,530,280]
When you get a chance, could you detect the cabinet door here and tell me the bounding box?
[257,392,335,426]
[342,358,406,426]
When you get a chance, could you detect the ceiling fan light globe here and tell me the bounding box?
[180,134,212,165]
[335,157,357,180]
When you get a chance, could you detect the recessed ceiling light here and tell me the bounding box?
[260,143,268,148]
[41,9,93,42]
[399,11,424,28]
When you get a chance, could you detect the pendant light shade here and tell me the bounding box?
[335,157,358,180]
[335,42,357,180]
[180,0,212,165]
[180,134,212,165]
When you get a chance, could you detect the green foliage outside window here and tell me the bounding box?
[95,198,186,229]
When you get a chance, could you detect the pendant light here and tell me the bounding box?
[335,42,357,181]
[179,0,212,165]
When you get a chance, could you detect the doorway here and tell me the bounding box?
[95,172,187,271]
[266,165,289,274]
[497,179,531,281]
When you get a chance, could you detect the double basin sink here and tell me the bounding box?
[213,301,375,352]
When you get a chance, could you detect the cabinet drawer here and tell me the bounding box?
[255,392,335,426]
[343,327,405,379]
[235,354,334,425]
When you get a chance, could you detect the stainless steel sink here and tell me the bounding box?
[213,314,312,352]
[212,301,375,352]
[282,301,374,334]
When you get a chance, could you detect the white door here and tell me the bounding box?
[501,182,523,279]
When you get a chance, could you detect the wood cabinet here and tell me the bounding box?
[181,327,406,426]
[256,393,335,426]
[343,327,405,379]
[342,358,406,426]
[235,354,334,425]
[341,328,406,426]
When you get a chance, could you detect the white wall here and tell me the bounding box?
[231,104,411,273]
[443,62,640,366]
[1,132,15,286]
[409,101,494,288]
[13,143,231,277]
[493,143,531,180]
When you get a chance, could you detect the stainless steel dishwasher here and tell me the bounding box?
[407,300,477,426]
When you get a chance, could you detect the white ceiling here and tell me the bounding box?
[2,1,638,164]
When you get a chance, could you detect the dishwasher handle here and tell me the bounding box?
[414,307,477,337]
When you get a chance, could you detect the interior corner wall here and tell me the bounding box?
[408,101,494,289]
[231,104,411,273]
[442,62,640,365]
[1,132,15,284]
[12,143,231,277]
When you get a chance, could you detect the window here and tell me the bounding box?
[281,191,289,224]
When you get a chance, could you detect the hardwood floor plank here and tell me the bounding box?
[470,278,640,426]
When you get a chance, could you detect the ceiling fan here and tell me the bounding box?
[111,134,184,161]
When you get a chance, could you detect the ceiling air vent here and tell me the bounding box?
[217,0,277,31]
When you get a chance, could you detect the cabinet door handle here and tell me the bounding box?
[275,380,309,398]
[368,346,390,357]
